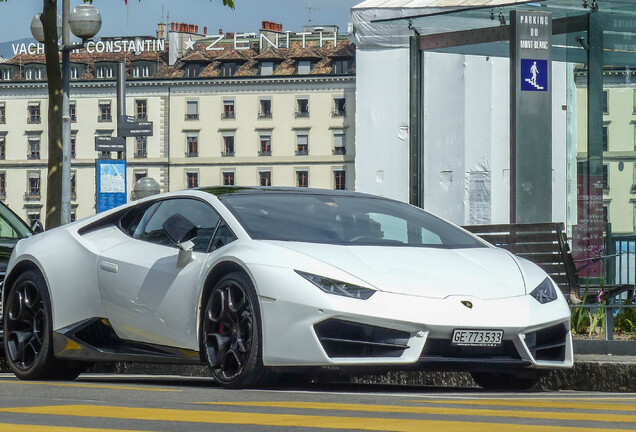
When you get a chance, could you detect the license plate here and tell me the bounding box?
[451,329,503,347]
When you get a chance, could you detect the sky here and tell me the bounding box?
[0,0,362,44]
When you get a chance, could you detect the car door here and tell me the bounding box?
[96,198,221,350]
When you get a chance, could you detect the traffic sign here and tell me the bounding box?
[118,115,153,137]
[95,136,126,152]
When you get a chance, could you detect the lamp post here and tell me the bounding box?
[31,2,101,225]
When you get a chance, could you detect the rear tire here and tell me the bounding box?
[3,270,83,381]
[470,371,540,391]
[201,272,267,388]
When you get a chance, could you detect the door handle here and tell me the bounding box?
[99,261,118,273]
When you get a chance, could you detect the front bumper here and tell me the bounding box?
[252,266,574,371]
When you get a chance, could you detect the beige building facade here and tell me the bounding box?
[0,26,355,224]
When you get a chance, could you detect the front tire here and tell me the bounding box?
[202,272,266,388]
[471,371,540,391]
[3,270,82,380]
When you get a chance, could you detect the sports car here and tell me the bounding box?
[2,187,573,389]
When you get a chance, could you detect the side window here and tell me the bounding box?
[133,198,220,252]
[210,220,237,251]
[120,202,158,237]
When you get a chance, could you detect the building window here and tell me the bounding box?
[222,99,235,119]
[0,171,5,198]
[28,102,41,123]
[223,171,235,186]
[333,131,346,155]
[333,59,350,74]
[70,170,77,200]
[27,137,40,160]
[1,69,10,80]
[70,67,79,79]
[98,101,112,122]
[334,170,346,190]
[96,66,113,79]
[99,151,112,159]
[221,62,239,77]
[258,99,272,119]
[186,100,199,120]
[602,90,608,114]
[25,68,42,80]
[133,65,150,78]
[71,133,76,158]
[0,102,5,123]
[134,170,147,183]
[333,97,346,117]
[296,170,308,188]
[603,123,609,152]
[259,134,271,156]
[223,135,235,156]
[26,171,41,199]
[603,164,609,191]
[186,171,199,189]
[296,133,308,155]
[295,98,309,118]
[260,61,274,76]
[298,60,311,75]
[186,135,198,157]
[135,136,147,158]
[0,137,5,160]
[603,202,609,224]
[187,63,203,78]
[69,102,76,122]
[259,171,271,186]
[136,100,147,121]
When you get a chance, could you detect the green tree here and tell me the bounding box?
[0,0,234,229]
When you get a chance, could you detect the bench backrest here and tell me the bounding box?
[462,222,577,294]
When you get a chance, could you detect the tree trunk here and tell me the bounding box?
[41,0,62,229]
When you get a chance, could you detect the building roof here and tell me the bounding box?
[0,32,355,81]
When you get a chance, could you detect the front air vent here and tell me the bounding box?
[420,339,522,360]
[313,319,410,358]
[524,323,568,362]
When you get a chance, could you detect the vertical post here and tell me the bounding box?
[117,62,127,160]
[61,0,71,224]
[409,32,423,208]
[509,10,553,223]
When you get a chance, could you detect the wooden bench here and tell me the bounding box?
[462,222,634,303]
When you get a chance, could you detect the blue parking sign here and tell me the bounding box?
[521,59,548,91]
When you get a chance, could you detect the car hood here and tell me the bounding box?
[265,242,527,300]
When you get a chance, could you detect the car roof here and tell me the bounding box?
[196,186,380,199]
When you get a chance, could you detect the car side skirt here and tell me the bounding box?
[52,318,202,365]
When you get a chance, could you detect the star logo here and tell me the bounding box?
[184,36,195,51]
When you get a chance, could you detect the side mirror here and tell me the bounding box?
[162,214,197,267]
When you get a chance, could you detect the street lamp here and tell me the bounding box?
[31,2,101,225]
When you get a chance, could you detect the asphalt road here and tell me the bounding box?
[0,373,634,431]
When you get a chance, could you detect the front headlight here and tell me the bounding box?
[530,278,558,304]
[295,270,376,300]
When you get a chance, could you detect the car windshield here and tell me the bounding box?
[221,193,485,248]
[0,203,32,241]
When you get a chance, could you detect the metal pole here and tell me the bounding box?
[61,0,71,224]
[116,62,126,160]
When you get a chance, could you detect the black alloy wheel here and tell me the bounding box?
[202,272,265,388]
[3,270,82,380]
